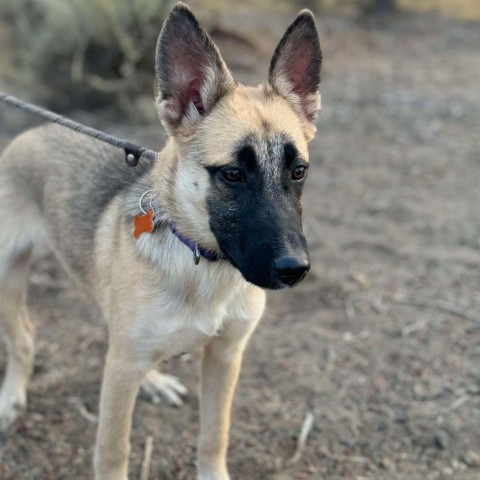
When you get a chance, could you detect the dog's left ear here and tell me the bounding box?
[268,10,322,140]
[155,3,234,136]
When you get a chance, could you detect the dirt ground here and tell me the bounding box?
[1,10,480,480]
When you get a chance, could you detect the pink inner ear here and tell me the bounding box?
[186,79,205,115]
[287,51,312,94]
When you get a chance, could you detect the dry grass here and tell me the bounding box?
[0,0,175,116]
[1,0,478,118]
[399,0,480,20]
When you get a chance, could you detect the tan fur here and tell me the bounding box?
[0,248,35,431]
[152,85,314,249]
[200,85,312,164]
[0,135,266,479]
[264,81,321,141]
[0,5,320,480]
[91,195,266,479]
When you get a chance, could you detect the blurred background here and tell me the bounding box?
[1,1,479,479]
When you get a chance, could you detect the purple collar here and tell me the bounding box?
[169,224,221,264]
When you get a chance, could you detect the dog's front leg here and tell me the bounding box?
[94,350,142,480]
[198,288,265,480]
[197,335,246,480]
[197,290,265,480]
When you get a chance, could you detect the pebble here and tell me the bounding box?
[380,457,395,471]
[461,450,480,467]
[434,430,450,450]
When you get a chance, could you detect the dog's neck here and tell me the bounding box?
[123,142,223,264]
[168,223,221,263]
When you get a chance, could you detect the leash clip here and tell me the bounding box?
[124,142,142,167]
[193,243,201,265]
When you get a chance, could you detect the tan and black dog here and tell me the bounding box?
[0,3,322,479]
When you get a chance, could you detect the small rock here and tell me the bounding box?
[451,459,467,471]
[349,272,371,291]
[434,430,450,450]
[461,450,480,467]
[467,384,480,395]
[380,457,395,471]
[394,407,407,423]
[343,331,354,342]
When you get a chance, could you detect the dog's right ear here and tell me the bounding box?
[155,3,234,136]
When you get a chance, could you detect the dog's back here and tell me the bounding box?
[0,124,150,282]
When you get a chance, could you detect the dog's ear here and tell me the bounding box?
[268,10,322,140]
[155,3,234,135]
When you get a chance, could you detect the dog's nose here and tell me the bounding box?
[274,255,310,287]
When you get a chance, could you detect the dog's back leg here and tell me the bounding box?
[0,246,35,431]
[0,170,44,431]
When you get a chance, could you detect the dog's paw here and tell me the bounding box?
[197,463,231,480]
[197,473,231,480]
[141,370,188,407]
[0,391,26,432]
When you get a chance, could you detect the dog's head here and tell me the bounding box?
[153,3,322,290]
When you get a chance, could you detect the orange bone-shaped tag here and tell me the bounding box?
[133,209,154,239]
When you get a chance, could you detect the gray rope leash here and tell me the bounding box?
[0,91,158,166]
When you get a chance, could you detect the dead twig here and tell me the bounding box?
[370,294,389,314]
[85,74,127,93]
[326,346,337,372]
[437,393,471,423]
[401,319,426,336]
[447,394,471,412]
[140,435,154,480]
[70,39,87,84]
[327,453,370,464]
[390,295,480,323]
[344,292,359,321]
[285,412,315,466]
[345,301,356,321]
[68,397,98,424]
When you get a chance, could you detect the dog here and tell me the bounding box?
[0,3,322,479]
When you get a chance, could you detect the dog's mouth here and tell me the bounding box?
[220,246,309,290]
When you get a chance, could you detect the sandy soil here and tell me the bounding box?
[1,11,479,480]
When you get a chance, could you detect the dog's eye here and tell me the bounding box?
[292,165,308,181]
[222,168,245,183]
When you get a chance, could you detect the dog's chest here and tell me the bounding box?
[132,303,223,361]
[127,257,247,362]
